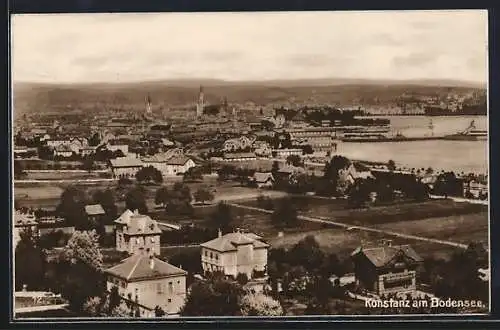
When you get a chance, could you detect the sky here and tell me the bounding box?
[11,10,488,84]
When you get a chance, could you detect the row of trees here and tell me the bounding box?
[180,273,283,316]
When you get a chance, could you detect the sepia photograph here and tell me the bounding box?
[11,10,489,319]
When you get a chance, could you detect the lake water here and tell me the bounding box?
[339,116,488,174]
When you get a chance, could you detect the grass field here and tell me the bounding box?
[242,197,487,226]
[268,226,466,261]
[24,171,107,180]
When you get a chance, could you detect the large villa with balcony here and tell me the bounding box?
[200,230,269,280]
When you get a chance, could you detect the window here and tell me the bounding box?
[121,281,126,289]
[157,283,164,294]
[168,282,173,294]
[215,254,219,260]
[205,251,208,257]
[177,280,180,285]
[210,252,213,259]
[168,299,172,303]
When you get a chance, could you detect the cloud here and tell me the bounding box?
[392,52,439,68]
[11,10,487,83]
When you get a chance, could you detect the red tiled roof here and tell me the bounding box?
[105,254,186,282]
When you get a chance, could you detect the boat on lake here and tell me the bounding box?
[442,120,487,141]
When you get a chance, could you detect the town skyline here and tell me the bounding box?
[11,10,488,84]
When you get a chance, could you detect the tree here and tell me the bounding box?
[289,235,325,273]
[92,189,118,224]
[14,160,27,179]
[236,272,249,286]
[433,171,462,197]
[83,296,102,316]
[387,159,396,171]
[136,166,163,184]
[194,186,215,205]
[240,292,284,316]
[286,154,303,167]
[183,167,203,182]
[323,155,351,195]
[15,228,46,291]
[110,301,133,317]
[347,178,374,208]
[154,306,166,317]
[271,198,299,229]
[125,186,148,213]
[271,161,280,177]
[302,145,314,155]
[82,157,95,173]
[58,230,105,311]
[108,286,122,314]
[426,167,434,175]
[164,182,193,216]
[181,277,244,316]
[210,202,233,232]
[155,186,169,206]
[63,230,103,271]
[56,186,90,229]
[88,133,101,147]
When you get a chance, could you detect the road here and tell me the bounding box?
[15,178,116,183]
[429,194,488,205]
[228,203,469,249]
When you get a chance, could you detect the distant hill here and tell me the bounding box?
[12,78,486,117]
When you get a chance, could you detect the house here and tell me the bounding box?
[200,230,269,280]
[13,211,38,248]
[105,254,187,316]
[109,157,144,178]
[339,162,374,185]
[463,179,488,199]
[141,149,195,176]
[165,156,196,176]
[79,146,97,157]
[251,172,275,188]
[107,142,129,156]
[115,210,162,256]
[68,137,89,154]
[37,217,75,237]
[223,152,257,162]
[84,204,114,233]
[351,244,423,296]
[272,148,303,158]
[54,144,73,158]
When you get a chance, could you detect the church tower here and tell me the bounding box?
[196,85,205,118]
[145,94,152,115]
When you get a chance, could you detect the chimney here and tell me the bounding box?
[218,228,222,238]
[134,209,139,215]
[149,255,155,270]
[179,264,183,270]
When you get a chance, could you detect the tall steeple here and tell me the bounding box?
[145,94,152,115]
[196,85,205,118]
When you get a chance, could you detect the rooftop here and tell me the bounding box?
[109,157,144,168]
[105,254,186,282]
[253,172,274,183]
[201,232,269,252]
[84,204,105,216]
[115,211,162,236]
[351,244,423,268]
